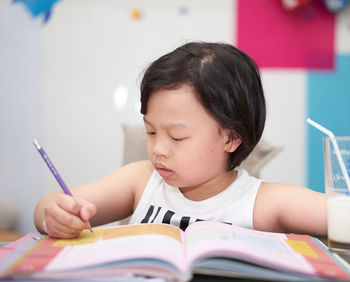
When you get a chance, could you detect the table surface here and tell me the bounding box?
[0,229,22,242]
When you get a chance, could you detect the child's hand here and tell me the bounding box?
[42,193,97,238]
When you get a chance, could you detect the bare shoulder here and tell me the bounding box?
[110,160,154,199]
[118,160,154,181]
[126,160,154,208]
[257,181,324,199]
[120,160,154,193]
[257,182,307,197]
[254,182,327,234]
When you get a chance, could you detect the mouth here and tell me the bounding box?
[155,163,174,178]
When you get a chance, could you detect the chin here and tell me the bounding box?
[162,178,179,187]
[161,175,187,188]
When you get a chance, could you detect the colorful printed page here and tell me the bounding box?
[4,224,186,279]
[184,221,350,280]
[0,233,45,274]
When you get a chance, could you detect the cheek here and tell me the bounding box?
[202,135,225,155]
[146,140,154,159]
[199,139,228,167]
[178,141,224,167]
[176,148,227,183]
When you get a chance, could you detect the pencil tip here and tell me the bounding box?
[87,222,93,233]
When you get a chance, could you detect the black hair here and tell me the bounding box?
[140,42,266,170]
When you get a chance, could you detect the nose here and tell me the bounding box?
[150,135,169,159]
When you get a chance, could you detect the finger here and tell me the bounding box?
[45,215,82,238]
[74,198,96,221]
[48,202,88,231]
[54,209,88,231]
[79,204,96,222]
[45,213,84,238]
[46,222,81,239]
[57,195,83,216]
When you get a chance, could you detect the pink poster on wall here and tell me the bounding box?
[237,0,335,69]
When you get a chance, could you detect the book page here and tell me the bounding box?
[184,221,317,276]
[53,229,105,246]
[11,224,186,276]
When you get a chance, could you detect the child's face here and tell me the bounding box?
[144,84,234,190]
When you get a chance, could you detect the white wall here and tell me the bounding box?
[0,2,44,234]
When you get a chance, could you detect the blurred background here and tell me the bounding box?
[0,0,349,235]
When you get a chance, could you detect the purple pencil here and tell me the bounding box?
[33,138,93,233]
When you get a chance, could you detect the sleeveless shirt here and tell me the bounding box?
[129,169,262,231]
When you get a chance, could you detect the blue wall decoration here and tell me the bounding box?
[12,0,61,23]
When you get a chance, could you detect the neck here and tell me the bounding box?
[179,170,237,201]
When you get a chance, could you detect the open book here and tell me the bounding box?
[1,221,350,281]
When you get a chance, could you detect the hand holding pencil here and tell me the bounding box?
[33,139,96,238]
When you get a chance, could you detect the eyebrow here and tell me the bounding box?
[143,116,187,129]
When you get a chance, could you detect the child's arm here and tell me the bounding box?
[253,182,327,235]
[34,160,153,238]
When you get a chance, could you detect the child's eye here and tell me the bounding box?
[146,132,156,136]
[171,137,185,142]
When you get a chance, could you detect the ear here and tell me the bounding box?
[224,130,242,153]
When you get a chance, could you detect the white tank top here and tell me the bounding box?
[129,169,262,231]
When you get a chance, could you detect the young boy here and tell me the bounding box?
[34,42,327,238]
